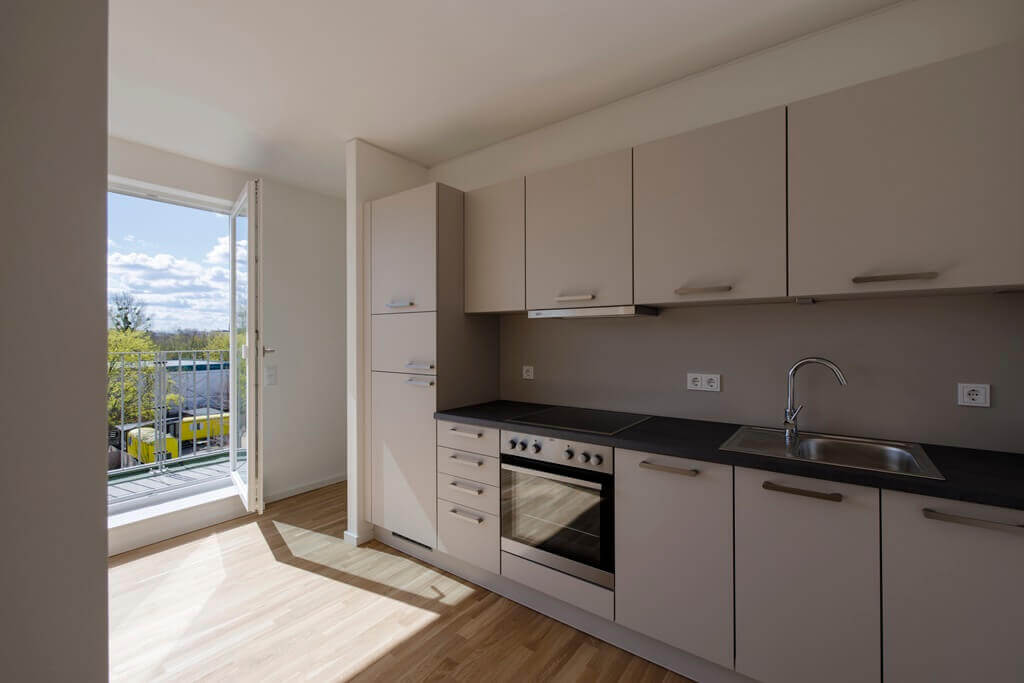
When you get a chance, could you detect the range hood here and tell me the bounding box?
[527,305,658,319]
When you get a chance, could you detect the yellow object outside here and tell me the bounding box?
[126,427,180,464]
[180,412,230,442]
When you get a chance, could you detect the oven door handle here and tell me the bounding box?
[500,463,603,490]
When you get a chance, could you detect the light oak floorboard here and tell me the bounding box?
[109,482,692,682]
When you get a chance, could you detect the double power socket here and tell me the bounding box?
[687,372,721,392]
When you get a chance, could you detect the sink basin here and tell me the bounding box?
[720,426,945,480]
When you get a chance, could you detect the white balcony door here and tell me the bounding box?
[229,179,263,513]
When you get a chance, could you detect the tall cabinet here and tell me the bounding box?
[368,183,498,548]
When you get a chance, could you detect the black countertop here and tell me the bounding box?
[436,400,1024,511]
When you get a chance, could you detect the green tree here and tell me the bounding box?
[109,292,151,332]
[107,329,157,430]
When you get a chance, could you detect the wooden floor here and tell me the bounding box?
[109,482,692,682]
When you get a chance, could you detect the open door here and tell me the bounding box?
[229,179,263,513]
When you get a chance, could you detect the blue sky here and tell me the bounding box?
[107,192,231,331]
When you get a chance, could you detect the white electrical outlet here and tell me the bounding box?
[957,383,990,407]
[687,372,721,392]
[522,365,535,380]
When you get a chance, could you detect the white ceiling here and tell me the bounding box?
[110,0,897,197]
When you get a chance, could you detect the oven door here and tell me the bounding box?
[500,454,614,589]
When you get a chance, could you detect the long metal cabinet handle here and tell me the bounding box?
[762,480,843,502]
[673,285,733,296]
[405,361,435,370]
[386,298,415,308]
[448,508,484,525]
[922,507,1024,533]
[449,481,484,495]
[554,293,596,302]
[639,461,699,477]
[405,377,435,387]
[448,453,484,467]
[448,427,482,439]
[851,271,938,284]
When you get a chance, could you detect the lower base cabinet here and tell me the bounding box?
[614,449,734,669]
[436,499,499,574]
[735,467,880,683]
[882,490,1024,683]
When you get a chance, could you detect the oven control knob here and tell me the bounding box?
[564,449,574,460]
[518,440,528,451]
[580,452,591,464]
[508,438,519,450]
[591,454,604,466]
[531,442,541,454]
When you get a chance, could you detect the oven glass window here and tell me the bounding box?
[501,466,604,569]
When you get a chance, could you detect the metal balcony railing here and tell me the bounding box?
[107,349,231,480]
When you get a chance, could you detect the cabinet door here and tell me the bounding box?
[789,42,1024,297]
[883,491,1024,683]
[634,108,786,305]
[615,450,733,669]
[437,500,499,574]
[371,183,436,314]
[465,178,525,313]
[371,311,436,375]
[370,371,437,547]
[526,150,632,309]
[735,468,880,683]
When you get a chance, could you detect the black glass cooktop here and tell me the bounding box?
[509,406,650,436]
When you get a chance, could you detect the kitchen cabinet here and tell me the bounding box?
[437,500,500,575]
[370,371,438,547]
[525,149,633,310]
[371,311,436,375]
[789,41,1024,297]
[465,178,525,313]
[634,107,786,305]
[370,183,437,314]
[735,467,880,683]
[882,490,1024,683]
[614,450,734,669]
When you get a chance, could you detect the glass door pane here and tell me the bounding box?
[229,180,262,512]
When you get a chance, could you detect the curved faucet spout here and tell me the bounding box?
[784,357,848,444]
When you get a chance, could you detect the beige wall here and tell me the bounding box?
[106,142,348,503]
[500,294,1024,454]
[0,1,110,680]
[430,0,1024,191]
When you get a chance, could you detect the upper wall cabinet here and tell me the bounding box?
[526,149,633,310]
[789,41,1024,298]
[634,107,787,305]
[465,178,525,313]
[371,183,437,314]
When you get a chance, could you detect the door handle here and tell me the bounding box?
[262,347,276,357]
[386,298,415,308]
[639,461,699,477]
[851,271,938,284]
[405,377,434,387]
[762,480,843,502]
[449,481,484,496]
[448,453,484,467]
[448,508,484,525]
[554,293,595,302]
[447,427,483,439]
[922,508,1024,533]
[673,285,733,296]
[405,361,435,371]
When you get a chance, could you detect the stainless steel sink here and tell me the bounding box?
[720,426,945,480]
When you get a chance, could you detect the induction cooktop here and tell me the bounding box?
[508,406,650,436]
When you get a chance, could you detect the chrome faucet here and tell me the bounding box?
[784,357,848,445]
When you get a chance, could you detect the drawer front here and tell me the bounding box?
[436,420,499,455]
[437,501,500,574]
[437,447,499,487]
[501,551,614,621]
[371,311,436,375]
[437,474,499,516]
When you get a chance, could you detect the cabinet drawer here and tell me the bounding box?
[437,447,499,487]
[437,474,499,516]
[371,311,436,375]
[501,551,614,621]
[437,501,499,574]
[436,420,499,455]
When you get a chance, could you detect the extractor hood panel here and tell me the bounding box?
[527,305,658,319]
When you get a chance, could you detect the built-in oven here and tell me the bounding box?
[499,430,614,589]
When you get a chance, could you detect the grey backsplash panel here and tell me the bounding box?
[499,293,1023,454]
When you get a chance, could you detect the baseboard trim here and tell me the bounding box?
[265,474,347,504]
[374,527,753,683]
